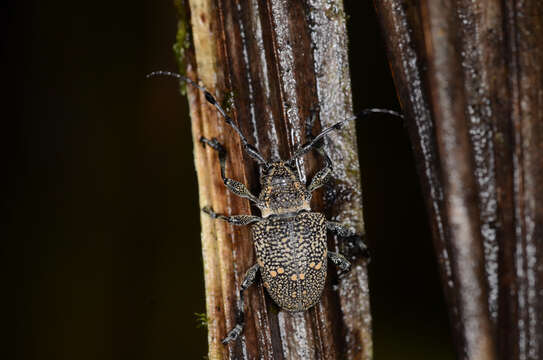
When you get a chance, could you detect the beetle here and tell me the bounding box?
[147,71,402,344]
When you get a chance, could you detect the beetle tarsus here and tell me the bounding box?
[328,251,351,273]
[223,264,259,344]
[202,206,262,226]
[202,206,217,218]
[222,324,243,344]
[200,136,225,154]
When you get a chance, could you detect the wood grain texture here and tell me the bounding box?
[177,0,372,358]
[374,0,543,359]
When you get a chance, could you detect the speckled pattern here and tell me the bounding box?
[253,212,328,311]
[258,162,311,215]
[182,76,359,342]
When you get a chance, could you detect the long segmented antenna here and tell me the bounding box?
[147,71,268,166]
[288,108,404,162]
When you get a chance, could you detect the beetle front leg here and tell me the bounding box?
[200,137,260,204]
[301,108,334,193]
[222,263,260,344]
[307,149,333,193]
[202,207,262,226]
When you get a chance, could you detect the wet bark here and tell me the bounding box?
[176,0,372,359]
[373,1,543,359]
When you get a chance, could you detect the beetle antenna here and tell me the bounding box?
[288,108,404,162]
[147,71,268,166]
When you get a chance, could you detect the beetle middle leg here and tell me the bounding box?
[222,263,260,344]
[327,221,370,260]
[328,251,351,272]
[326,221,357,237]
[202,206,262,226]
[200,136,260,203]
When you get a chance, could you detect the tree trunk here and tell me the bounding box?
[374,1,543,359]
[176,0,372,359]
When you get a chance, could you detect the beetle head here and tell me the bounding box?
[258,161,311,217]
[260,161,296,182]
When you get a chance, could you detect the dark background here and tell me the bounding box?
[6,0,454,359]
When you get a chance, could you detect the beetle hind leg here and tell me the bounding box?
[222,325,243,345]
[222,263,260,344]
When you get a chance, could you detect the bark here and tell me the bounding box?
[175,0,372,359]
[374,1,543,359]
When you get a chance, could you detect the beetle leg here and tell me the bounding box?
[222,263,260,344]
[307,149,332,193]
[327,251,351,272]
[326,221,357,237]
[202,206,262,226]
[326,221,370,260]
[200,137,260,204]
[302,108,334,193]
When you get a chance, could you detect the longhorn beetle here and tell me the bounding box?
[147,71,402,344]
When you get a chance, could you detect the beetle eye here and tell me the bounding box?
[260,164,271,176]
[287,161,298,171]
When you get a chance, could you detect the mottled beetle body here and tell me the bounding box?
[254,211,328,312]
[147,71,402,344]
[255,161,327,311]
